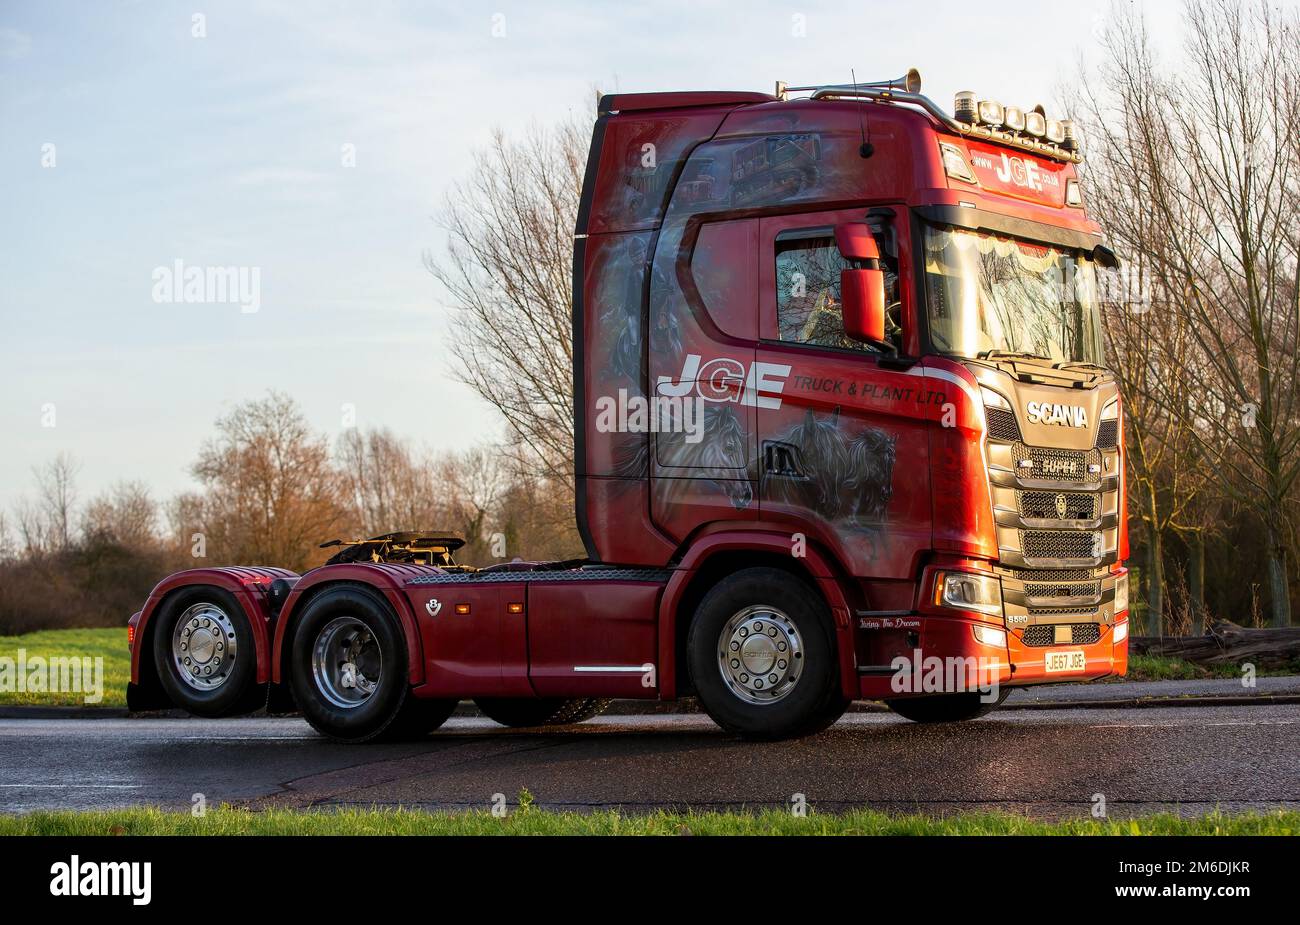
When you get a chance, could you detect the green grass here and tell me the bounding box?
[0,805,1295,836]
[0,627,129,707]
[1120,653,1300,682]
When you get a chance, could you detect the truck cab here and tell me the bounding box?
[575,71,1129,703]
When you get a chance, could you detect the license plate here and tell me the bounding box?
[1044,649,1087,673]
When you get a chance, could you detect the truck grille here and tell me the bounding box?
[986,408,1021,442]
[1024,579,1101,600]
[1021,530,1099,560]
[1096,419,1118,448]
[1021,623,1102,646]
[1019,490,1098,520]
[1014,445,1100,482]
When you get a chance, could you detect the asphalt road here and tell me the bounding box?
[2,703,1297,818]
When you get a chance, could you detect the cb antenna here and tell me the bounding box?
[852,69,873,159]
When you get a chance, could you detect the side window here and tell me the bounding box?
[775,234,858,350]
[774,224,902,352]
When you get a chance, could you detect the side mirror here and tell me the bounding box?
[835,223,888,346]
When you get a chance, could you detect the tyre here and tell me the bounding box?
[152,586,264,717]
[687,567,849,740]
[885,687,1011,723]
[474,697,612,727]
[289,585,455,742]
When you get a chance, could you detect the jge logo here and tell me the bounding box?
[657,354,791,410]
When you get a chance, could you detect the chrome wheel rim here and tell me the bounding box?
[311,616,382,709]
[173,602,238,692]
[717,605,803,705]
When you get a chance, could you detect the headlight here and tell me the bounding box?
[935,571,1003,617]
[1003,106,1026,133]
[1114,573,1129,614]
[1025,110,1046,138]
[980,386,1012,411]
[940,142,977,184]
[1100,397,1120,420]
[1113,621,1129,644]
[1046,119,1066,144]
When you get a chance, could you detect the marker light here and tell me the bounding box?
[1114,574,1129,615]
[935,571,1004,617]
[1065,178,1083,206]
[954,90,978,124]
[1046,119,1066,144]
[1025,110,1046,138]
[1100,397,1120,420]
[972,624,1007,647]
[1003,106,1026,133]
[940,142,977,184]
[977,99,1004,127]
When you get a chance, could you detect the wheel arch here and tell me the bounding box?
[270,565,427,688]
[657,529,860,700]
[129,567,292,692]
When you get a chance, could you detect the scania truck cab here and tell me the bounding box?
[128,69,1129,741]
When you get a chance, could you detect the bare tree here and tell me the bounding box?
[32,452,80,551]
[187,393,348,571]
[82,481,159,549]
[424,118,588,486]
[336,427,447,535]
[1081,0,1300,626]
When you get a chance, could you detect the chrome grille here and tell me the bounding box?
[1021,623,1102,646]
[1021,530,1099,560]
[1019,490,1098,520]
[1024,580,1101,600]
[1011,568,1095,582]
[1014,444,1101,482]
[986,408,1021,442]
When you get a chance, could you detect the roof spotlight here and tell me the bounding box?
[977,99,1004,127]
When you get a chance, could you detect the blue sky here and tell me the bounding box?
[0,0,1184,514]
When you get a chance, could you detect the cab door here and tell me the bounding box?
[754,207,932,582]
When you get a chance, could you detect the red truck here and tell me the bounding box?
[127,69,1130,741]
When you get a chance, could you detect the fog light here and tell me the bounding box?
[972,624,1007,647]
[1113,620,1129,644]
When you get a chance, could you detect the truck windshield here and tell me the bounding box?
[923,225,1104,365]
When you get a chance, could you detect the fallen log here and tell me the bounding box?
[1130,619,1300,670]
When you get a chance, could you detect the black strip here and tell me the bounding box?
[915,204,1104,252]
[408,568,672,586]
[572,114,608,561]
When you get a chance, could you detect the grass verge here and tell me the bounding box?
[0,627,128,707]
[1,805,1296,836]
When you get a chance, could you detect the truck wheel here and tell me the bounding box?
[885,688,1011,723]
[687,567,848,740]
[152,587,264,717]
[289,586,455,743]
[474,697,611,727]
